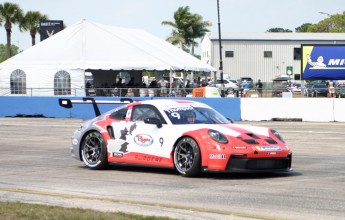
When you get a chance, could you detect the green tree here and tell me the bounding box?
[295,23,312,32]
[266,27,292,32]
[162,6,192,51]
[0,2,23,59]
[0,43,19,62]
[186,14,211,55]
[308,12,345,32]
[162,6,211,55]
[19,11,49,46]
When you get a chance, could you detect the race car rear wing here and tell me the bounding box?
[59,97,133,117]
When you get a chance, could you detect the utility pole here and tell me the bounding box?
[217,0,224,97]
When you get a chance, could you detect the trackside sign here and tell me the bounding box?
[301,44,345,80]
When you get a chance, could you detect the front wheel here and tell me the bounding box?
[174,137,201,177]
[81,131,108,170]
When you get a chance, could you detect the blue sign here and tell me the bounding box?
[302,44,345,80]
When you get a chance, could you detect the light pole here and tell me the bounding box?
[319,12,332,31]
[217,0,224,97]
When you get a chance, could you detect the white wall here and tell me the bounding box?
[334,99,345,122]
[241,98,345,122]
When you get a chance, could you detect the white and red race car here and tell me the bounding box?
[59,98,292,177]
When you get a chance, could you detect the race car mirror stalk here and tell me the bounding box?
[144,117,163,128]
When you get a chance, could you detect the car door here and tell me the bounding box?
[109,104,174,160]
[129,105,174,158]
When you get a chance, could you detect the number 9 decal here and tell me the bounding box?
[159,137,164,147]
[171,112,180,119]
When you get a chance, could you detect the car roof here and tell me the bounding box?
[129,99,211,110]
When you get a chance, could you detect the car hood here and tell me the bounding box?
[178,123,271,138]
[180,124,284,147]
[218,124,271,138]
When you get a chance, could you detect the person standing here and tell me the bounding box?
[126,77,134,87]
[256,80,263,97]
[242,80,250,97]
[171,78,178,97]
[328,80,335,98]
[116,78,123,87]
[158,77,168,97]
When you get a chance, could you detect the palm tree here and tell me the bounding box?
[162,6,193,51]
[0,2,23,59]
[19,11,49,46]
[186,14,211,55]
[162,6,211,55]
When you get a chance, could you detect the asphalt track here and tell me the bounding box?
[0,118,345,220]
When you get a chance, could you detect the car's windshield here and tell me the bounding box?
[164,106,230,125]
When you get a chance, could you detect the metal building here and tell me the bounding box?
[201,32,345,83]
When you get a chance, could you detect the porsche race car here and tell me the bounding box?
[59,98,292,177]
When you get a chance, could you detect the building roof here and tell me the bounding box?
[205,32,345,42]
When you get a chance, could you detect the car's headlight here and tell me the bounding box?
[271,129,285,142]
[208,129,228,144]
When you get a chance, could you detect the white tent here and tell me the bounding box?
[0,19,216,96]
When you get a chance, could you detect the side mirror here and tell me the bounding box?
[144,117,162,128]
[227,117,234,124]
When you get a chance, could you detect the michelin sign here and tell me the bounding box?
[302,44,345,80]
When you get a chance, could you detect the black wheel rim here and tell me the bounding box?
[83,133,103,165]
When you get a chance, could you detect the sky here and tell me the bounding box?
[0,0,344,53]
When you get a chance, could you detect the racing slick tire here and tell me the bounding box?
[81,131,108,170]
[173,137,201,177]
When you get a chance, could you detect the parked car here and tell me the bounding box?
[59,98,292,177]
[229,79,239,85]
[335,84,345,98]
[272,86,289,97]
[307,84,328,97]
[286,83,301,93]
[208,79,239,93]
[271,76,291,97]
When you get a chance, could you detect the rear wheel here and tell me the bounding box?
[174,137,201,177]
[81,131,108,169]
